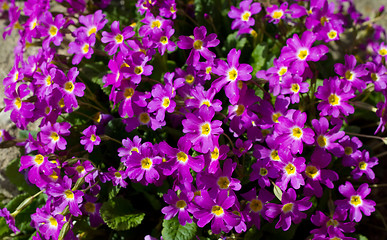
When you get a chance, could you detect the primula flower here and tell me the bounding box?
[64,160,97,184]
[152,25,176,55]
[159,0,177,19]
[185,85,222,112]
[177,26,220,65]
[76,10,108,37]
[139,12,172,37]
[101,21,134,55]
[274,150,306,190]
[38,11,65,49]
[148,83,176,121]
[80,125,101,153]
[250,157,279,188]
[365,61,387,92]
[348,150,378,181]
[312,117,345,156]
[315,77,355,118]
[281,75,309,103]
[39,121,71,152]
[259,96,290,128]
[32,62,62,99]
[228,0,261,34]
[162,190,194,226]
[182,106,223,153]
[31,202,65,240]
[122,105,166,132]
[266,188,312,231]
[56,67,86,109]
[193,190,240,234]
[257,58,290,96]
[266,2,288,24]
[232,138,252,157]
[82,195,104,227]
[334,55,367,92]
[113,80,149,118]
[311,210,356,239]
[118,136,143,164]
[275,110,315,155]
[340,135,362,166]
[68,31,96,65]
[127,52,153,84]
[106,166,128,188]
[212,48,253,104]
[0,208,19,233]
[204,142,229,174]
[19,154,56,188]
[279,31,329,75]
[335,182,375,222]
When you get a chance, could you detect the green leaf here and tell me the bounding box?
[358,235,368,240]
[161,216,197,240]
[5,159,39,195]
[100,198,144,231]
[250,43,268,76]
[0,218,10,238]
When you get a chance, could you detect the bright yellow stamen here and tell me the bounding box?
[185,74,194,84]
[270,150,280,161]
[228,68,238,81]
[170,6,176,13]
[14,97,22,109]
[134,66,143,75]
[250,199,263,212]
[278,67,287,76]
[285,163,296,175]
[49,171,58,181]
[160,36,168,44]
[260,167,268,176]
[206,66,212,74]
[305,165,319,179]
[76,165,85,173]
[320,16,328,26]
[345,70,354,81]
[379,48,387,56]
[291,83,300,93]
[236,104,245,116]
[88,26,97,36]
[201,123,211,136]
[371,73,379,81]
[82,43,90,54]
[49,26,58,37]
[139,112,150,124]
[64,81,74,92]
[193,40,203,50]
[114,172,122,178]
[131,147,139,153]
[151,20,161,28]
[272,11,283,19]
[292,127,303,139]
[162,97,170,108]
[359,161,367,170]
[90,134,97,142]
[211,205,224,216]
[328,94,340,106]
[328,30,337,39]
[272,112,282,123]
[30,20,37,30]
[124,88,134,98]
[64,190,74,199]
[217,176,230,189]
[201,100,211,107]
[84,202,96,213]
[350,195,362,206]
[317,135,327,147]
[34,154,44,165]
[50,132,59,142]
[282,203,294,213]
[49,217,58,227]
[298,49,308,60]
[242,11,251,21]
[176,200,187,209]
[141,157,152,169]
[115,34,123,43]
[176,151,188,163]
[45,75,52,86]
[250,30,257,38]
[211,147,219,160]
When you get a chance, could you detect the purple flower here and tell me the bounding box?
[266,188,312,231]
[152,25,176,55]
[334,55,368,92]
[38,11,65,49]
[312,117,345,156]
[56,67,86,109]
[365,61,387,92]
[281,75,309,103]
[193,190,240,234]
[161,190,194,226]
[80,125,101,153]
[335,182,375,222]
[106,166,128,188]
[76,10,108,37]
[39,121,71,152]
[279,31,329,75]
[182,106,223,153]
[101,21,134,55]
[148,83,176,121]
[266,2,289,24]
[19,154,56,188]
[0,208,19,233]
[82,195,104,227]
[228,0,261,34]
[315,77,355,118]
[31,202,65,240]
[177,26,220,65]
[185,85,222,112]
[139,12,172,37]
[274,150,306,190]
[68,31,96,65]
[212,48,253,104]
[348,150,378,181]
[311,210,355,238]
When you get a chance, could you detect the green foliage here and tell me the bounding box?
[250,43,269,76]
[5,159,39,195]
[161,216,197,240]
[100,198,145,231]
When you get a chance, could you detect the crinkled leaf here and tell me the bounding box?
[161,216,197,240]
[250,43,267,75]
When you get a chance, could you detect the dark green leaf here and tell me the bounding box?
[161,216,197,240]
[5,159,40,195]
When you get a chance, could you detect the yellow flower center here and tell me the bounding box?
[134,66,143,75]
[328,94,340,106]
[185,74,194,84]
[76,165,85,173]
[371,73,379,81]
[151,20,161,28]
[292,127,303,139]
[141,157,152,169]
[317,135,327,147]
[345,70,354,81]
[291,83,300,93]
[298,49,308,60]
[201,123,211,136]
[272,112,282,123]
[139,112,150,124]
[320,16,328,26]
[131,147,139,153]
[193,40,203,50]
[170,6,176,13]
[176,200,187,209]
[328,30,337,39]
[64,81,74,92]
[272,11,283,19]
[242,11,251,21]
[305,165,319,179]
[201,100,211,107]
[176,151,188,163]
[64,189,74,199]
[82,43,90,54]
[270,150,280,161]
[250,29,258,38]
[50,132,59,142]
[45,75,52,86]
[162,97,170,108]
[379,48,387,56]
[250,199,263,212]
[206,66,212,74]
[58,98,65,108]
[49,216,58,227]
[350,195,362,206]
[217,176,230,189]
[160,36,168,44]
[278,67,287,76]
[228,68,238,81]
[285,163,296,175]
[115,34,123,43]
[90,134,97,142]
[282,203,294,213]
[359,161,367,170]
[344,147,353,155]
[236,104,245,116]
[211,205,224,216]
[326,219,339,227]
[34,154,44,165]
[49,25,58,37]
[49,171,58,181]
[114,171,122,178]
[124,87,134,98]
[260,167,268,176]
[84,202,96,213]
[88,26,97,36]
[14,97,22,109]
[211,147,219,160]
